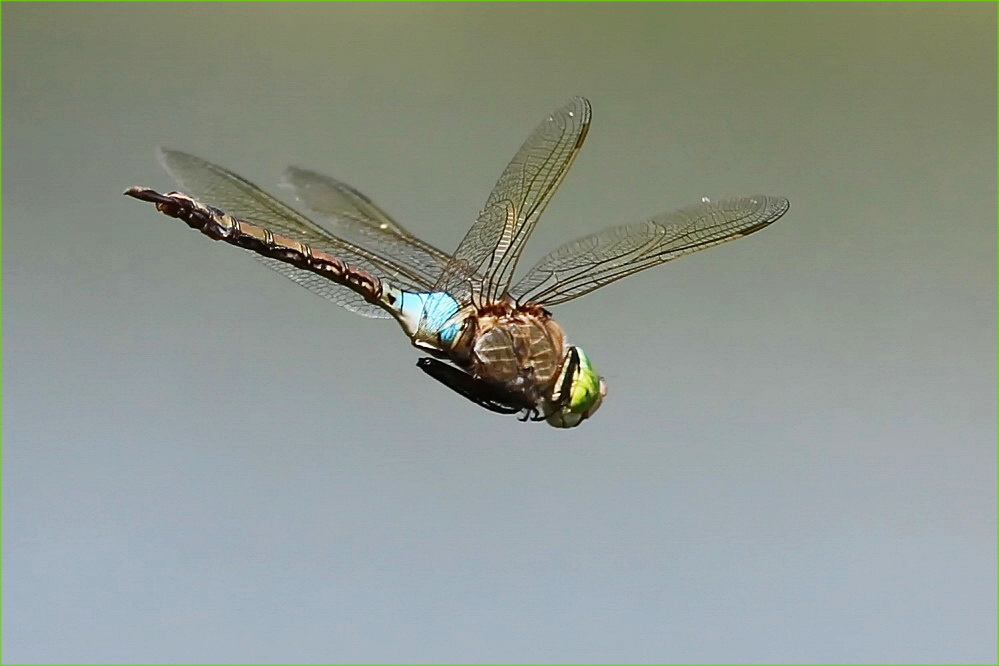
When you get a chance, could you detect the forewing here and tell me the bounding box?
[512,196,790,307]
[428,97,591,311]
[157,150,438,317]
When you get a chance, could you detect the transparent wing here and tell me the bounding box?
[426,97,591,320]
[157,149,442,317]
[511,196,790,307]
[281,165,452,282]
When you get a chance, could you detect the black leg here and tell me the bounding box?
[416,358,535,417]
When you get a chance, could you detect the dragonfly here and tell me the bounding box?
[124,97,789,428]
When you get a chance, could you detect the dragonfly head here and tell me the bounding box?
[545,346,607,428]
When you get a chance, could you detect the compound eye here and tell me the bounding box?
[545,347,605,428]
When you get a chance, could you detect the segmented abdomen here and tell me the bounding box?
[123,187,385,306]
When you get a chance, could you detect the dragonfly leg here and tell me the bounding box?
[416,358,538,418]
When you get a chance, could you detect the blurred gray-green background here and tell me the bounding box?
[3,3,995,663]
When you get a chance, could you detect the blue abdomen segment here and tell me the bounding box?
[389,289,462,347]
[417,292,462,345]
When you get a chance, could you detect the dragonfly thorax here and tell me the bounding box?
[458,301,568,402]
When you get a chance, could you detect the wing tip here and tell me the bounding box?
[739,195,791,235]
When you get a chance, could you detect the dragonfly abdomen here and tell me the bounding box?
[124,187,387,308]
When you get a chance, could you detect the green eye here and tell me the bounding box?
[546,347,607,428]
